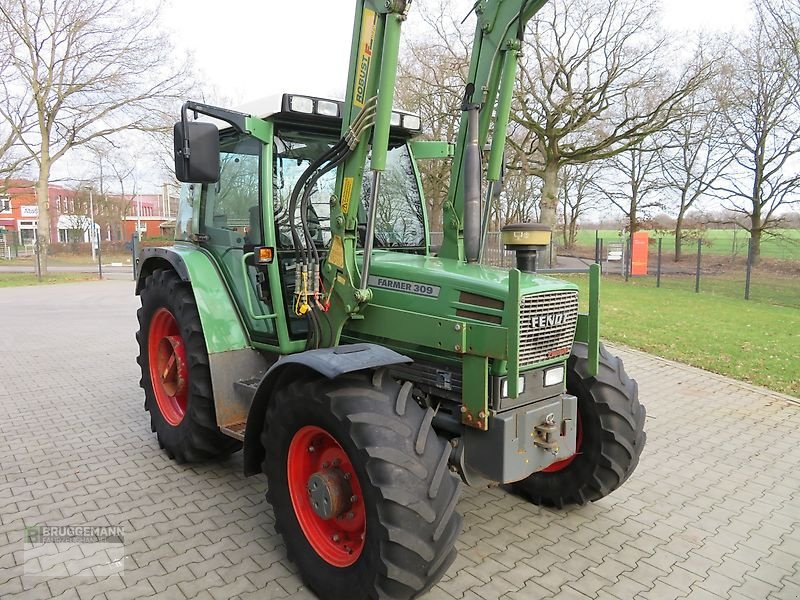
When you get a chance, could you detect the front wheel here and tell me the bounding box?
[262,370,463,600]
[514,343,646,508]
[137,268,241,463]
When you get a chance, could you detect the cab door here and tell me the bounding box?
[199,130,277,343]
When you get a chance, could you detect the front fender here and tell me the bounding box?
[136,244,251,354]
[242,343,412,476]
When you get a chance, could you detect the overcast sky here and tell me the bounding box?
[59,0,753,191]
[161,0,752,108]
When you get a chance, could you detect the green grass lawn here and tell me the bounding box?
[0,273,97,287]
[625,271,799,309]
[564,274,800,398]
[573,228,800,261]
[2,253,132,267]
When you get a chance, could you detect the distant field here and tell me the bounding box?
[573,228,800,261]
[564,274,800,398]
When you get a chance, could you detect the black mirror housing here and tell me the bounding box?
[174,121,220,183]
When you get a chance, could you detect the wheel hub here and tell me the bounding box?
[307,469,353,520]
[148,307,189,426]
[156,335,187,397]
[287,425,367,567]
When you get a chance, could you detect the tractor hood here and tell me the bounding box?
[365,251,577,323]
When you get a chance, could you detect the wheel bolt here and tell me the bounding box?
[322,461,330,469]
[332,534,340,542]
[308,446,315,453]
[350,495,358,503]
[347,512,354,520]
[343,472,351,480]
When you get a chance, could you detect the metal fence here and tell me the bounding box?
[430,230,799,309]
[588,234,799,309]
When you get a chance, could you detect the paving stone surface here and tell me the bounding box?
[1,280,798,599]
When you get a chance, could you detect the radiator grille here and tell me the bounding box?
[518,291,579,366]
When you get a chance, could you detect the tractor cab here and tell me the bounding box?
[173,93,430,347]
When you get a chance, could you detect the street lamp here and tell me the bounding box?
[84,185,96,261]
[83,184,102,279]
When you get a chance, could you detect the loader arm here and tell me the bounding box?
[318,0,550,346]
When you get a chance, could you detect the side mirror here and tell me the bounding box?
[173,121,220,183]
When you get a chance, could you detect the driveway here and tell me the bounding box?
[1,280,798,599]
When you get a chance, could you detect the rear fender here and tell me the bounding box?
[136,245,250,354]
[242,344,412,476]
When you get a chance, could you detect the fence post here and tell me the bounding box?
[97,235,103,280]
[656,238,662,288]
[594,236,600,264]
[624,237,631,282]
[34,237,42,281]
[745,237,753,301]
[695,238,702,293]
[131,233,139,281]
[599,238,604,274]
[498,233,503,268]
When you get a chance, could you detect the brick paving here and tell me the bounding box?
[1,279,798,600]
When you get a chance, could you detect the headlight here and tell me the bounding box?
[402,114,421,131]
[316,100,339,117]
[390,111,402,126]
[500,376,525,399]
[544,365,564,387]
[289,96,314,113]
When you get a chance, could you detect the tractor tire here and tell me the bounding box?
[262,369,463,600]
[137,268,241,463]
[513,343,646,508]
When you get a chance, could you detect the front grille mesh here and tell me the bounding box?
[518,291,579,366]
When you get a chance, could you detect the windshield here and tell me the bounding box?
[273,135,425,250]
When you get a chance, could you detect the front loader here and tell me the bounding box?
[134,1,646,598]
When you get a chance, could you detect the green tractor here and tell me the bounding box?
[135,1,645,598]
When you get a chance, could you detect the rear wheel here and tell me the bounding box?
[137,268,241,462]
[262,370,463,600]
[514,343,646,508]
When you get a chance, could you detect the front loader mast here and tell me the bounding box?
[284,0,549,349]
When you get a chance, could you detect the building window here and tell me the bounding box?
[0,196,10,213]
[56,196,61,212]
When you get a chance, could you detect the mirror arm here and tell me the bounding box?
[181,101,249,134]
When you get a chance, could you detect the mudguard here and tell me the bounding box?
[242,344,412,476]
[135,244,251,354]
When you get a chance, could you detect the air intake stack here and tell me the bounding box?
[501,223,552,273]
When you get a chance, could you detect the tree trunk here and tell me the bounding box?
[674,210,685,262]
[35,161,51,275]
[750,220,762,265]
[539,161,559,267]
[628,194,638,235]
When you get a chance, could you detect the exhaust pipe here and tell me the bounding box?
[462,84,481,263]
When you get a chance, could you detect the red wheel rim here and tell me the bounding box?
[542,411,583,473]
[287,426,366,567]
[148,308,189,426]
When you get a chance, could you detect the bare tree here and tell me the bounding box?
[396,2,470,230]
[715,2,800,263]
[0,0,190,272]
[0,27,34,180]
[508,0,715,255]
[592,138,666,235]
[559,163,599,248]
[660,87,733,260]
